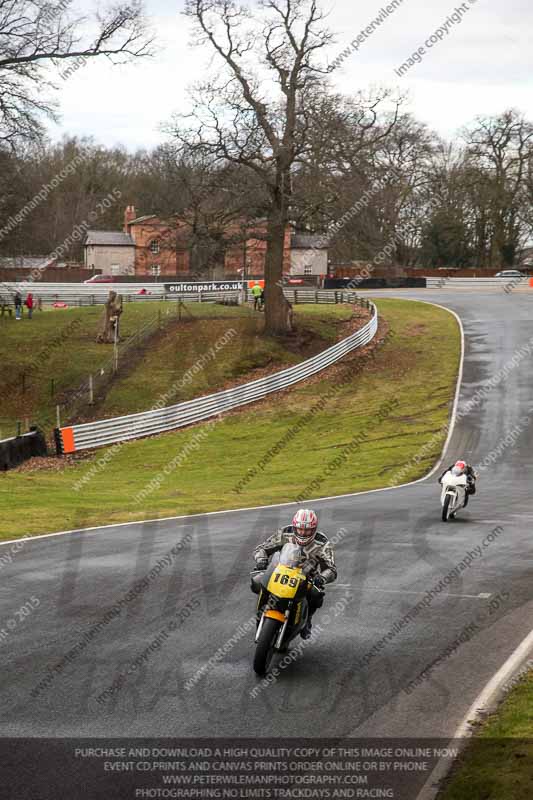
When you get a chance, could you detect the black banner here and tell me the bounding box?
[323,279,427,290]
[0,738,473,799]
[0,428,47,471]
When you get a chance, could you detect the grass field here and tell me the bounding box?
[438,670,533,798]
[0,301,183,436]
[0,298,461,539]
[0,300,348,436]
[98,302,356,418]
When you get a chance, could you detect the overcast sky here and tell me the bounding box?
[49,0,532,150]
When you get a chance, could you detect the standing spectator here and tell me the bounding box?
[251,282,263,311]
[25,292,34,319]
[259,286,265,311]
[14,291,22,320]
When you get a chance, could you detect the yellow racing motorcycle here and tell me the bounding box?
[252,543,315,675]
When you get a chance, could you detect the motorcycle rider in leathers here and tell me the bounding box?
[438,460,477,507]
[251,509,337,639]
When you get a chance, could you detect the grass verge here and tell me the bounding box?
[0,298,460,539]
[438,669,533,799]
[0,301,347,435]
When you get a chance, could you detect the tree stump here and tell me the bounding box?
[283,296,295,332]
[96,291,123,343]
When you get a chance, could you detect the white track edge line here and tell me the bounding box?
[0,299,465,548]
[456,626,533,738]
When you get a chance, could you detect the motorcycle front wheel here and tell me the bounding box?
[442,495,452,522]
[253,617,280,675]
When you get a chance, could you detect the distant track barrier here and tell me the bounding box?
[426,277,532,289]
[55,298,378,454]
[0,429,47,471]
[0,283,394,305]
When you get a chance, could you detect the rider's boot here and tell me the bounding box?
[301,613,314,640]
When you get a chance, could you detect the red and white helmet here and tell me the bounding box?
[292,509,318,546]
[452,460,467,476]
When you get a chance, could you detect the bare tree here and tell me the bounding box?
[290,90,403,236]
[0,0,153,148]
[170,0,333,335]
[464,109,533,266]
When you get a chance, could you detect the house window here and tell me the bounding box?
[150,240,160,255]
[304,264,313,275]
[150,265,161,277]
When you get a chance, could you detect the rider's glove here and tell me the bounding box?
[255,558,268,571]
[313,575,326,590]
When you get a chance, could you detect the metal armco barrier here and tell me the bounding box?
[1,285,367,306]
[426,277,531,289]
[56,302,378,453]
[0,284,374,305]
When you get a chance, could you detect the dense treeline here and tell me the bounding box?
[1,106,532,269]
[1,3,532,274]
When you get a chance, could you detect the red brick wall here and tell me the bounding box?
[127,213,291,278]
[224,224,291,276]
[0,266,93,283]
[129,219,187,276]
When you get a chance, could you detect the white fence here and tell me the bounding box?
[56,300,378,453]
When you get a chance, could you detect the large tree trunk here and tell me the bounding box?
[264,181,291,336]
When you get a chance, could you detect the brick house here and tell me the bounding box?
[84,206,326,279]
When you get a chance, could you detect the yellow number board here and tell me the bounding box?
[267,565,305,598]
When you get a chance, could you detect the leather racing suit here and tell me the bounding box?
[251,525,337,622]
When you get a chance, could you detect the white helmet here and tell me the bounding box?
[292,509,318,546]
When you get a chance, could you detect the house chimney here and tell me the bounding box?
[124,205,136,232]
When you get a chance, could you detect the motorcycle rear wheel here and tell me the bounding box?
[253,618,280,675]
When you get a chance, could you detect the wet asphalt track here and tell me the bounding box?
[1,290,533,743]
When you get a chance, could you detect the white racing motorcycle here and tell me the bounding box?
[440,470,468,521]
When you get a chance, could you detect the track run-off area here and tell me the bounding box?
[1,289,532,751]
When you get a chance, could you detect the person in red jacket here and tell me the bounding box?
[24,292,34,319]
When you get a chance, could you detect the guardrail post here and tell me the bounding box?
[199,292,203,304]
[53,428,63,456]
[16,420,21,437]
[294,290,298,304]
[56,405,61,428]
